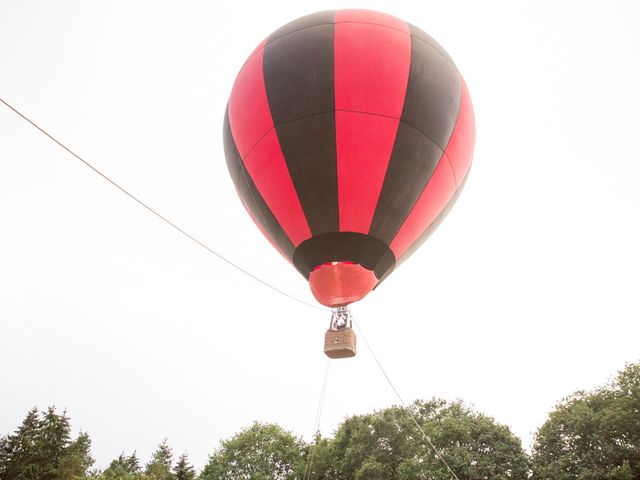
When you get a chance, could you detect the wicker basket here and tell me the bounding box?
[324,327,357,358]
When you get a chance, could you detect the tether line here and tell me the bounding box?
[354,320,461,480]
[302,358,330,480]
[0,97,326,312]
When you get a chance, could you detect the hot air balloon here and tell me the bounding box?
[223,9,475,357]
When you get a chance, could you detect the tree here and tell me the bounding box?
[316,399,529,480]
[532,362,640,480]
[300,435,335,480]
[200,422,305,480]
[101,451,144,480]
[145,440,174,480]
[57,431,94,480]
[0,406,94,480]
[39,407,73,478]
[173,453,195,480]
[0,407,43,480]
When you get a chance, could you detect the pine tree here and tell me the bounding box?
[124,451,141,473]
[145,439,175,480]
[0,407,42,479]
[0,406,94,480]
[38,406,72,479]
[102,451,144,479]
[173,453,196,480]
[104,451,141,475]
[57,432,95,480]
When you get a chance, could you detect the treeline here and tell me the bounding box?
[1,362,638,479]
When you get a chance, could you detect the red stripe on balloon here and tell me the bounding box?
[389,156,456,258]
[228,42,312,246]
[390,75,474,258]
[445,78,475,187]
[228,40,269,159]
[335,112,400,233]
[242,130,312,246]
[334,13,411,233]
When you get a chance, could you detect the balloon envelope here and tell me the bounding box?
[223,9,475,307]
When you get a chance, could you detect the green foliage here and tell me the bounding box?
[531,362,640,480]
[0,406,94,480]
[145,440,175,480]
[0,407,42,480]
[316,399,529,480]
[100,451,145,480]
[4,362,639,480]
[173,453,195,480]
[57,432,94,480]
[300,435,335,480]
[199,422,305,480]
[411,399,530,479]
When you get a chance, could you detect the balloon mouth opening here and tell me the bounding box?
[309,262,378,307]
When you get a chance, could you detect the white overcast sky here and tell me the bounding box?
[1,0,639,470]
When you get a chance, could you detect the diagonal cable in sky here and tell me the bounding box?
[0,97,326,312]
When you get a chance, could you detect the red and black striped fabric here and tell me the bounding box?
[223,9,474,292]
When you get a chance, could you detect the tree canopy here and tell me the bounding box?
[0,406,93,480]
[3,361,639,479]
[532,362,640,480]
[101,451,144,480]
[145,440,175,480]
[309,399,529,480]
[199,422,305,480]
[173,453,196,480]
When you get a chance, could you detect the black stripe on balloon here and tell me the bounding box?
[390,168,471,276]
[402,26,461,148]
[408,23,456,66]
[263,19,339,236]
[292,232,396,280]
[223,108,295,259]
[266,10,335,45]
[369,124,444,244]
[369,33,462,244]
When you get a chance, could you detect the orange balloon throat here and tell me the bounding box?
[308,262,378,307]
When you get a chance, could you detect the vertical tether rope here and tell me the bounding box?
[302,358,330,480]
[353,320,461,480]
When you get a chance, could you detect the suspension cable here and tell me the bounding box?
[353,320,461,480]
[302,358,330,480]
[0,97,326,312]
